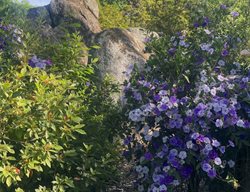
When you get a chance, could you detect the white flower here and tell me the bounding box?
[162,136,168,143]
[210,88,217,96]
[200,70,207,76]
[204,29,211,34]
[218,60,225,66]
[236,119,245,127]
[159,185,167,191]
[212,140,221,147]
[172,180,180,186]
[228,83,234,89]
[201,76,208,83]
[170,36,175,41]
[200,43,211,51]
[159,90,168,96]
[218,75,226,81]
[203,84,211,93]
[203,137,211,144]
[242,77,249,83]
[214,157,222,165]
[186,109,193,116]
[129,109,142,122]
[215,119,224,128]
[208,48,214,54]
[152,187,160,192]
[163,166,171,172]
[161,96,170,103]
[186,141,194,149]
[178,151,187,159]
[136,165,143,173]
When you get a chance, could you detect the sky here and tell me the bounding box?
[26,0,51,6]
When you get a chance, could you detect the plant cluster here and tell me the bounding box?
[0,3,122,191]
[123,2,249,192]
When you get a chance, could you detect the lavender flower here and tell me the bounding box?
[231,11,240,17]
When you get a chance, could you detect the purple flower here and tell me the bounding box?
[220,4,227,9]
[180,166,193,178]
[45,59,52,66]
[202,163,212,172]
[144,37,152,43]
[168,48,176,56]
[214,157,222,165]
[219,146,226,153]
[158,103,168,111]
[215,119,223,128]
[160,175,174,185]
[202,17,210,27]
[221,49,229,56]
[193,22,199,28]
[208,168,217,178]
[208,150,218,159]
[133,91,142,101]
[231,11,239,17]
[145,152,153,160]
[123,136,132,145]
[28,55,52,69]
[154,94,161,102]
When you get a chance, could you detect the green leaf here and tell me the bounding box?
[91,45,101,49]
[91,58,99,63]
[182,74,190,83]
[6,177,12,187]
[71,116,82,123]
[15,188,24,192]
[75,129,86,135]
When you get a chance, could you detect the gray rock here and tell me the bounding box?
[49,0,101,34]
[27,5,52,26]
[90,28,152,85]
[26,1,157,92]
[240,49,250,57]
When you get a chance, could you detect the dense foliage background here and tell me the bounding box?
[0,0,249,191]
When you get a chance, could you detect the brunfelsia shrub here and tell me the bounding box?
[0,14,122,192]
[123,2,249,192]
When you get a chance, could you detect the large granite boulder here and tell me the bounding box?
[27,0,156,89]
[49,0,101,34]
[28,0,101,37]
[90,28,152,85]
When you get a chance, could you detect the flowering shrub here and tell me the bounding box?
[124,2,249,192]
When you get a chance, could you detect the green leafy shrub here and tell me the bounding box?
[98,1,130,29]
[0,2,123,191]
